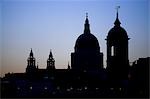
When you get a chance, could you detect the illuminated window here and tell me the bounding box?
[84,86,87,90]
[77,88,82,91]
[70,86,73,90]
[44,86,47,90]
[111,46,115,56]
[44,76,48,79]
[67,88,71,92]
[17,87,20,90]
[83,70,87,73]
[30,86,32,90]
[119,88,122,91]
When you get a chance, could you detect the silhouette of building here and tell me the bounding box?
[71,13,103,71]
[26,48,37,73]
[1,11,149,98]
[128,57,149,97]
[106,9,129,80]
[47,50,55,70]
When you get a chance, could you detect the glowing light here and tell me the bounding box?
[30,86,32,90]
[84,86,87,90]
[119,88,122,91]
[44,86,47,90]
[67,88,71,92]
[44,76,48,79]
[83,70,87,73]
[17,87,20,90]
[77,88,82,91]
[70,86,73,90]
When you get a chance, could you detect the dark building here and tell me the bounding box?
[106,10,129,80]
[1,11,149,98]
[71,14,103,71]
[128,57,149,97]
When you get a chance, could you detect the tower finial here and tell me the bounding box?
[49,49,53,57]
[116,6,120,18]
[31,48,32,52]
[86,12,88,19]
[84,12,90,34]
[30,48,33,57]
[114,6,121,26]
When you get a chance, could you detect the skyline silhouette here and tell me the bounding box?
[1,0,149,78]
[1,10,149,98]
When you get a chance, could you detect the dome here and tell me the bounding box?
[107,11,128,40]
[107,26,128,40]
[75,33,100,51]
[74,14,100,52]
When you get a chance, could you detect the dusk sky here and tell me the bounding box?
[0,0,149,77]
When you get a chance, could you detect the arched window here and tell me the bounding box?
[111,46,115,56]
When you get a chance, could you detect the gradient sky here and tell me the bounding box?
[0,0,149,77]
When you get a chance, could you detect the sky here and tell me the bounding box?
[0,0,149,77]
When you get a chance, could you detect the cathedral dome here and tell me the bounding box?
[74,14,100,52]
[75,33,100,51]
[107,26,128,40]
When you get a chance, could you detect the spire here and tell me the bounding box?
[84,12,91,34]
[114,6,121,26]
[30,48,33,57]
[47,49,55,70]
[26,48,36,73]
[86,12,88,19]
[49,49,53,58]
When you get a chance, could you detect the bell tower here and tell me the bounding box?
[106,6,129,80]
[47,50,55,70]
[26,48,37,73]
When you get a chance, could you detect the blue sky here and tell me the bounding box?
[0,0,149,77]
